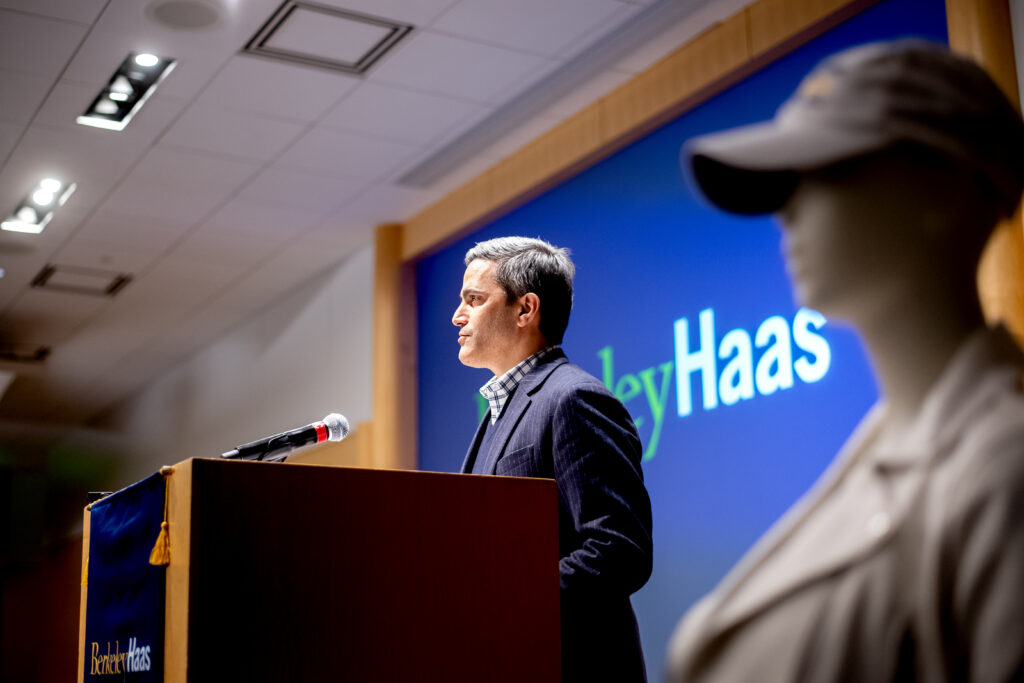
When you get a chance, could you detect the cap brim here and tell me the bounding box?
[682,120,890,214]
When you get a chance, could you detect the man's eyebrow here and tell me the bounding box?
[461,287,486,298]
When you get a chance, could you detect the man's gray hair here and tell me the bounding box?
[465,236,575,344]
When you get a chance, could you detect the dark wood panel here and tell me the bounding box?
[185,459,559,682]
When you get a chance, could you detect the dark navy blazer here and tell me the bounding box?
[461,349,653,682]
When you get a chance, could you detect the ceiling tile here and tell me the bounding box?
[0,69,52,125]
[324,183,436,229]
[97,182,217,228]
[0,260,47,313]
[173,226,282,269]
[264,237,350,277]
[98,146,260,227]
[146,253,248,294]
[321,81,489,147]
[310,0,456,27]
[194,55,360,122]
[1,287,109,346]
[238,166,367,210]
[433,0,627,57]
[0,120,22,163]
[0,0,107,25]
[62,0,284,69]
[552,1,644,61]
[70,208,186,252]
[0,9,87,79]
[277,126,422,181]
[160,103,305,163]
[294,224,374,266]
[213,265,313,319]
[202,197,322,238]
[370,30,551,103]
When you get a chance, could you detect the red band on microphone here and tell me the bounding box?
[314,422,328,443]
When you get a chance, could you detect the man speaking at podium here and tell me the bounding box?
[453,236,653,682]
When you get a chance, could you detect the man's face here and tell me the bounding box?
[452,259,520,375]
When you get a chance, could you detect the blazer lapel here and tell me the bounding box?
[476,392,532,475]
[459,416,489,474]
[469,350,569,475]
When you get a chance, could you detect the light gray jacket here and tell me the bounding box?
[667,326,1024,682]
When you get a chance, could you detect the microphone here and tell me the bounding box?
[221,413,350,462]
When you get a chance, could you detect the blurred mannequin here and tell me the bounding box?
[779,147,998,432]
[668,41,1024,682]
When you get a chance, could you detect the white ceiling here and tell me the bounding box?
[0,0,747,428]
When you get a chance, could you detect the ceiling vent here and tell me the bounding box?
[31,264,132,297]
[243,1,413,75]
[0,343,50,365]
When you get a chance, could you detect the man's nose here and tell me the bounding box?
[453,304,467,327]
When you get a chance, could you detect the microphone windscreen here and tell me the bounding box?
[324,413,350,442]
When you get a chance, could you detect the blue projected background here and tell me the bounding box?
[416,0,946,677]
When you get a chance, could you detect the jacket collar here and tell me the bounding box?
[459,349,569,474]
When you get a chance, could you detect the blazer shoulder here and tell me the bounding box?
[536,361,614,398]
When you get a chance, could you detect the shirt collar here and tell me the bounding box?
[479,346,559,424]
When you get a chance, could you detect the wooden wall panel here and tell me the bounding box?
[372,224,417,470]
[946,0,1024,343]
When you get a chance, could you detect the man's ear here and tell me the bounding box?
[516,293,541,329]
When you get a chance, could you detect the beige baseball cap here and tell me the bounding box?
[683,39,1024,216]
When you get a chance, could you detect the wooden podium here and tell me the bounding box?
[79,458,560,682]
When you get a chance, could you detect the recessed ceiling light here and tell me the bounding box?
[77,52,176,132]
[32,189,55,206]
[2,178,76,234]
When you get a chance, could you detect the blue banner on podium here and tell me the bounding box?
[84,473,166,681]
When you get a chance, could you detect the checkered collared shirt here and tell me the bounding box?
[479,346,559,424]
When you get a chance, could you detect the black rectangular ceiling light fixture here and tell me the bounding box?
[78,52,176,132]
[244,1,412,75]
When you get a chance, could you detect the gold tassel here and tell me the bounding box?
[149,466,174,566]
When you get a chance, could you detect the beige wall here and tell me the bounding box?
[94,246,375,487]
